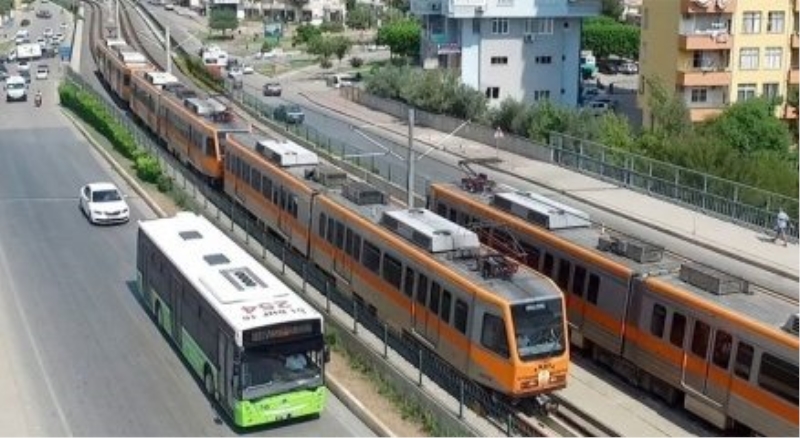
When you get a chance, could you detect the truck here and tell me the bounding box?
[15,43,42,61]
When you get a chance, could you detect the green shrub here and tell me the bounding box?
[135,154,162,183]
[319,21,345,34]
[320,58,333,69]
[156,174,174,193]
[349,57,364,68]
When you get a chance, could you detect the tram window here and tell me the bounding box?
[690,320,710,358]
[335,221,345,249]
[319,213,327,237]
[403,267,415,297]
[520,241,540,270]
[669,312,687,347]
[481,313,509,358]
[326,217,335,244]
[362,240,381,274]
[454,299,469,334]
[441,291,452,324]
[757,353,799,404]
[251,169,261,192]
[734,342,754,380]
[416,274,428,305]
[711,330,733,369]
[557,259,571,290]
[571,265,586,297]
[271,185,279,205]
[543,253,554,278]
[261,176,272,199]
[123,73,130,86]
[650,304,667,338]
[587,274,600,305]
[352,233,362,261]
[345,228,354,256]
[429,282,440,314]
[436,202,447,216]
[206,137,215,157]
[381,253,403,290]
[448,208,457,222]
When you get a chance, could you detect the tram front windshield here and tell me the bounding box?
[512,299,566,361]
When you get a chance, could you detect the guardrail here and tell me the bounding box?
[341,87,799,240]
[62,68,551,438]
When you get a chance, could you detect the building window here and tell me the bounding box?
[739,48,759,70]
[485,87,500,99]
[535,55,552,64]
[472,18,480,35]
[767,11,785,33]
[490,56,508,65]
[691,88,708,103]
[764,47,782,70]
[491,18,509,35]
[533,90,550,101]
[737,83,757,101]
[525,18,553,35]
[741,11,761,34]
[763,82,780,100]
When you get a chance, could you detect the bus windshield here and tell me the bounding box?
[512,299,565,361]
[241,347,323,400]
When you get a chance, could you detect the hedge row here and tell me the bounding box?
[180,55,224,93]
[59,82,171,191]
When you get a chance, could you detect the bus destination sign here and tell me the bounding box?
[244,320,319,346]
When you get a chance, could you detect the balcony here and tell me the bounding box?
[679,31,733,50]
[411,0,443,15]
[681,0,736,14]
[677,66,732,87]
[688,107,724,122]
[422,34,461,58]
[789,69,799,85]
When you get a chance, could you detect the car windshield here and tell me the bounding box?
[92,189,122,202]
[512,299,566,361]
[38,67,47,72]
[240,348,323,400]
[7,82,24,90]
[287,105,302,113]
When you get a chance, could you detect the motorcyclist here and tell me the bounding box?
[35,90,42,107]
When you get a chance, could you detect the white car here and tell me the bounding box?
[35,65,48,80]
[164,2,175,10]
[60,22,68,31]
[227,68,243,79]
[17,61,30,72]
[242,65,254,75]
[79,182,130,225]
[43,28,54,38]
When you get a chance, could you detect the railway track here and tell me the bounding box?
[77,2,632,437]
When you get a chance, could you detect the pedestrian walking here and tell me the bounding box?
[771,208,790,246]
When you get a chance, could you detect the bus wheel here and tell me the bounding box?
[204,367,215,399]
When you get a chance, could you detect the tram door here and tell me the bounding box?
[332,220,352,283]
[681,319,730,410]
[413,274,429,336]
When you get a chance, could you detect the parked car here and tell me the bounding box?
[262,82,282,97]
[79,182,130,225]
[20,19,30,27]
[227,67,243,79]
[164,2,175,10]
[584,98,616,115]
[0,65,8,81]
[618,61,638,75]
[242,65,254,75]
[274,104,305,124]
[17,60,30,72]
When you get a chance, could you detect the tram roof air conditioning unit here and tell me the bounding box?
[678,262,750,296]
[782,313,799,336]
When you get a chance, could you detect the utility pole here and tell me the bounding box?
[406,108,415,208]
[165,25,171,74]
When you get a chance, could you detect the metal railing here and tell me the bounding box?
[549,132,799,239]
[62,69,546,437]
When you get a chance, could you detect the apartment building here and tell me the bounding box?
[638,0,800,125]
[239,0,346,23]
[410,0,601,107]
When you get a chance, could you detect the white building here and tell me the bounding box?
[411,0,601,107]
[240,0,346,23]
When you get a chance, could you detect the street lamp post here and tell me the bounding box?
[406,108,415,208]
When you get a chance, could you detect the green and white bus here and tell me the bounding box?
[136,212,328,427]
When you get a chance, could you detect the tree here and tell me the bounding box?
[376,18,420,59]
[582,17,640,58]
[331,36,352,65]
[787,85,799,109]
[645,77,691,138]
[346,4,374,30]
[292,24,322,47]
[702,98,792,154]
[208,7,239,36]
[600,0,624,20]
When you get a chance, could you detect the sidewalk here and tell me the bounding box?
[296,88,800,282]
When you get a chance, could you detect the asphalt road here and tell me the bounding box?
[0,3,374,436]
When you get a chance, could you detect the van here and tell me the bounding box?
[5,75,28,102]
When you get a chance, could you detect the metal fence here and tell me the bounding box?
[62,70,544,437]
[549,133,799,239]
[342,88,798,239]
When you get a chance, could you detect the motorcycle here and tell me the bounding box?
[34,93,42,108]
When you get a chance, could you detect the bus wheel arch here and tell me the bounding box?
[203,365,215,399]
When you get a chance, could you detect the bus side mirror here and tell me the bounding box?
[323,346,331,364]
